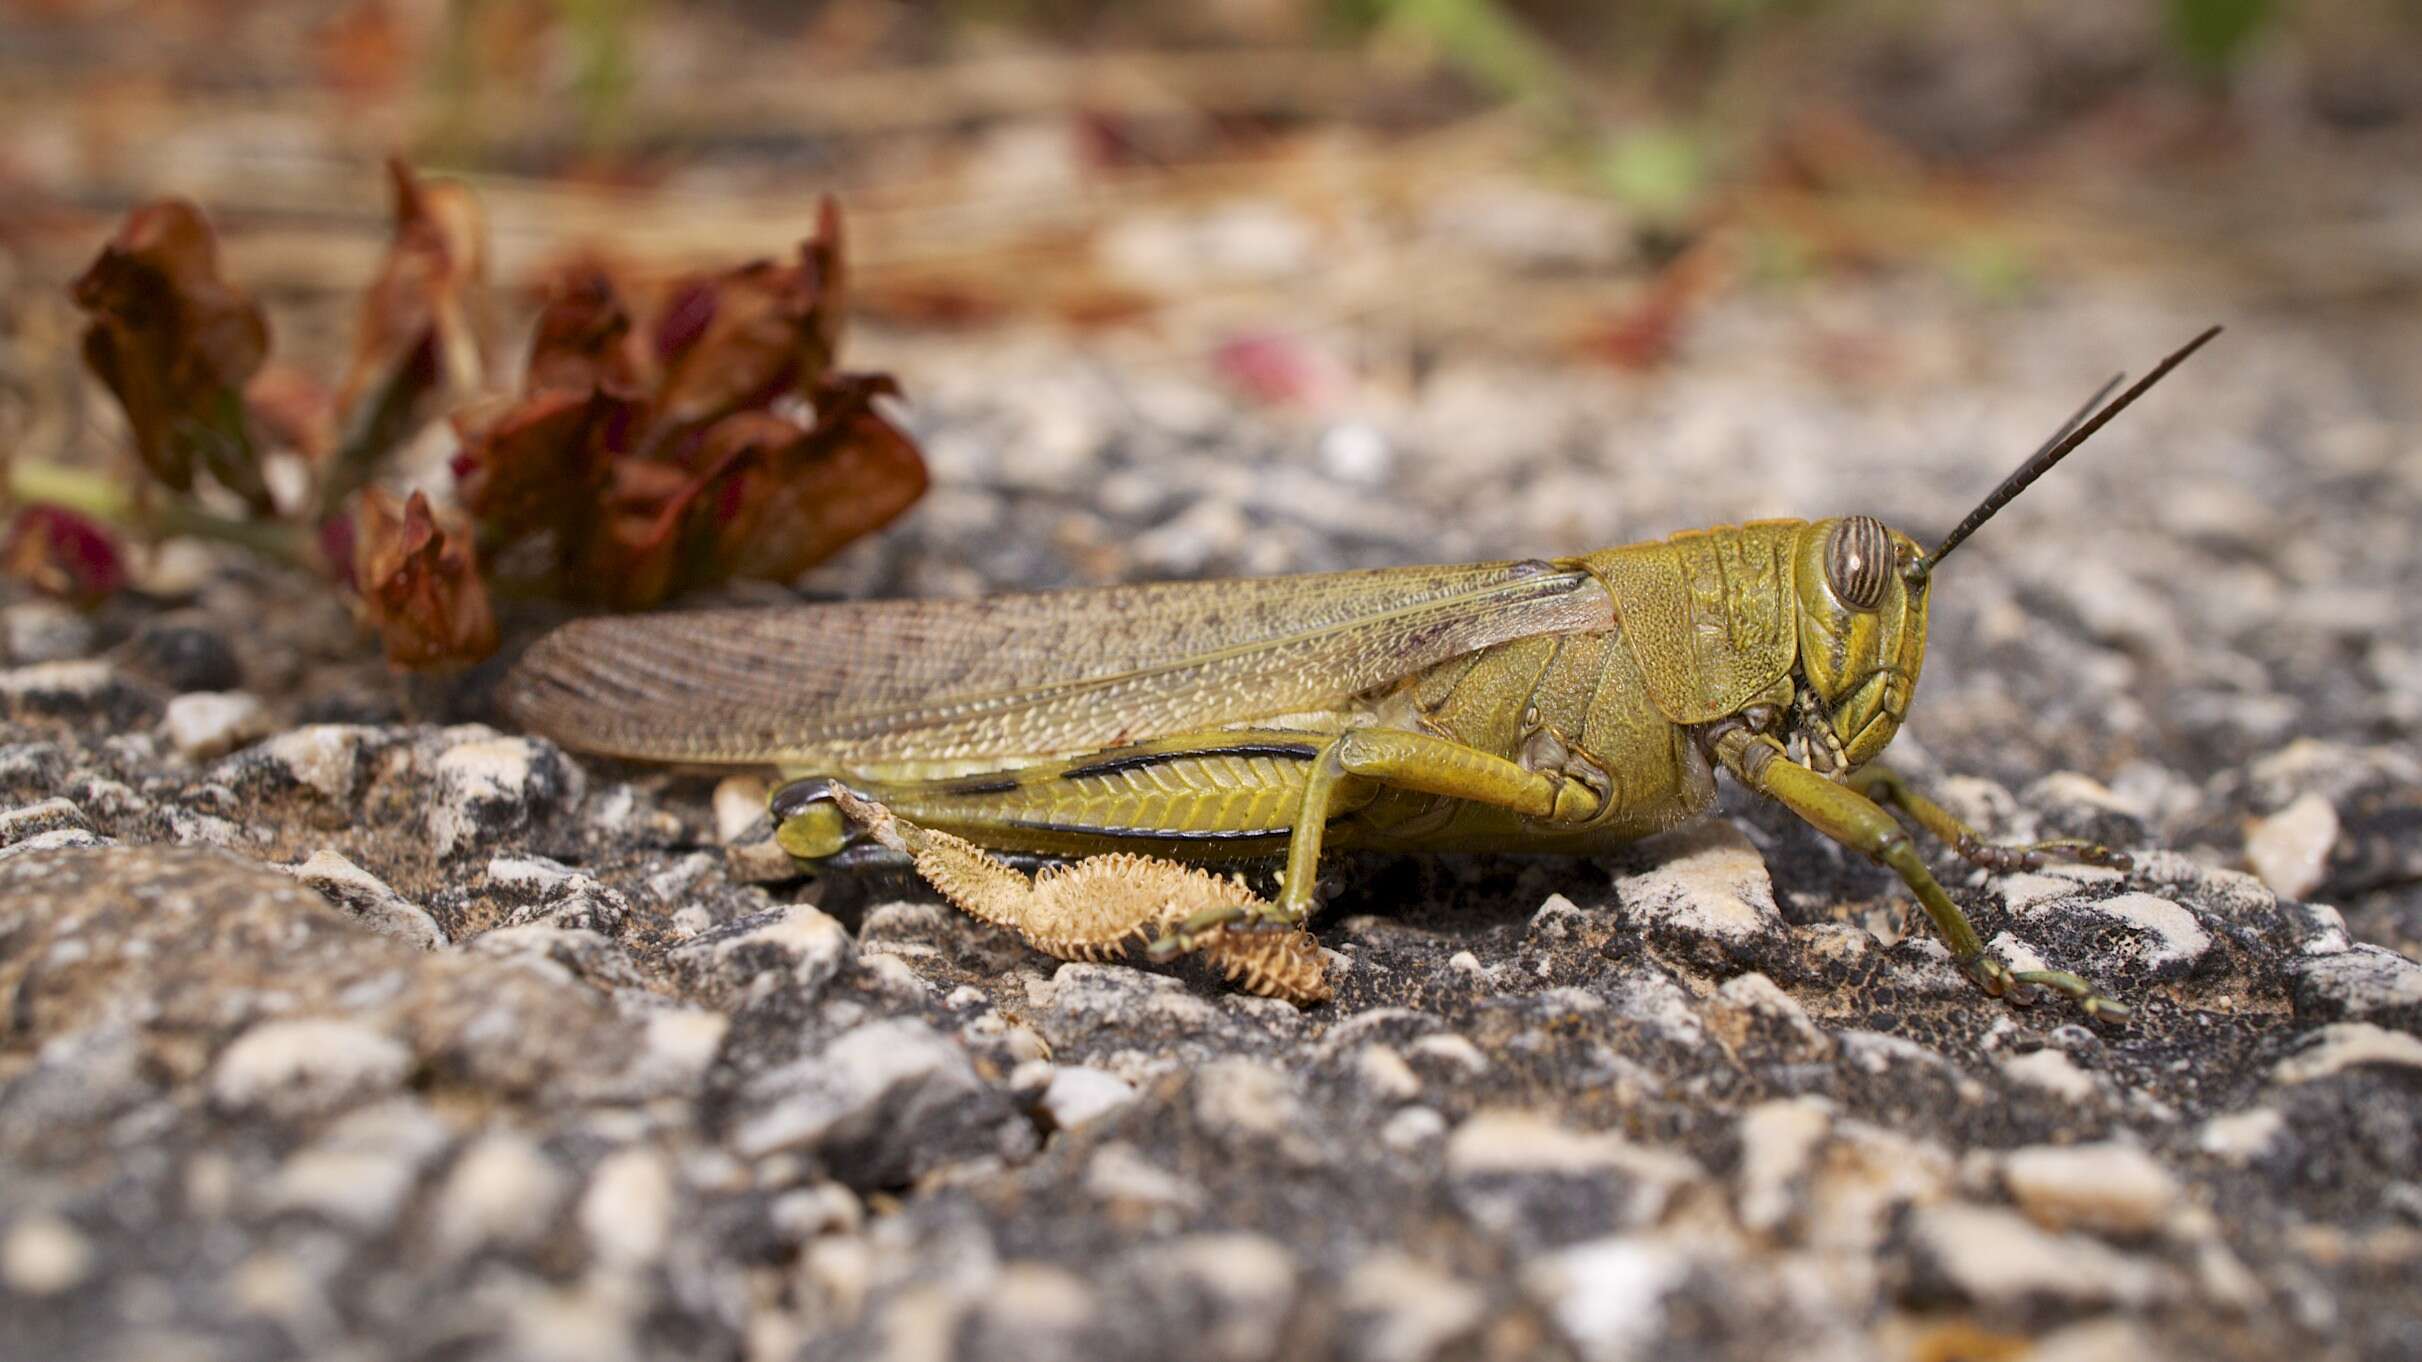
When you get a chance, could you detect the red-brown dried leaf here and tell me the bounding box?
[526,266,643,397]
[352,487,498,669]
[2,506,127,607]
[651,198,845,429]
[71,198,274,510]
[451,386,633,544]
[574,456,703,610]
[330,159,489,495]
[724,372,925,582]
[246,361,337,463]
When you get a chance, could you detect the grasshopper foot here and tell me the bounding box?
[1144,900,1305,962]
[1954,835,2133,876]
[1963,953,2132,1025]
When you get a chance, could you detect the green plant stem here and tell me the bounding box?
[7,460,326,574]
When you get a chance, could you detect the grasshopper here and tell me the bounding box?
[507,327,2222,1020]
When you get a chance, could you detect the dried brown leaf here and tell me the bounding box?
[352,486,498,669]
[328,159,489,504]
[71,198,273,510]
[650,197,845,430]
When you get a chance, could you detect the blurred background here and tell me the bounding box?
[2,0,2419,789]
[5,0,2419,350]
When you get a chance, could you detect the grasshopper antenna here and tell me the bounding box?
[1916,325,2222,577]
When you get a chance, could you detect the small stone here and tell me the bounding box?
[1192,1060,1313,1154]
[432,1129,568,1257]
[1998,1048,2102,1103]
[1126,1233,1299,1362]
[1086,1142,1205,1216]
[271,1147,420,1229]
[0,825,115,861]
[2270,1022,2422,1084]
[1036,961,1221,1040]
[1612,823,1784,962]
[1355,1045,1422,1104]
[425,732,577,857]
[122,618,242,692]
[1445,1111,1701,1245]
[1526,892,1592,942]
[1,1212,94,1295]
[282,849,446,949]
[269,1099,452,1228]
[768,1183,862,1243]
[733,1019,1008,1187]
[160,691,271,760]
[2001,1141,2182,1235]
[1381,1106,1448,1154]
[2085,894,2212,972]
[2246,791,2339,899]
[1734,1097,1833,1238]
[1335,1252,1487,1362]
[581,1145,677,1271]
[1040,1066,1137,1132]
[1407,1033,1488,1076]
[4,600,96,663]
[2197,1108,2285,1164]
[1,659,151,725]
[618,1008,730,1098]
[1905,1203,2174,1308]
[210,1017,412,1118]
[2291,946,2422,1022]
[725,836,798,884]
[1707,972,1827,1058]
[1521,1236,1690,1362]
[670,903,851,1005]
[242,725,377,802]
[713,774,770,845]
[0,797,92,847]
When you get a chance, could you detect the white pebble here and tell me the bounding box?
[713,775,769,845]
[2001,1141,2181,1235]
[2,1213,93,1295]
[1521,1236,1689,1362]
[2246,792,2338,899]
[433,1130,567,1257]
[162,691,271,760]
[581,1145,676,1271]
[1041,1066,1138,1132]
[211,1018,411,1116]
[2272,1022,2422,1084]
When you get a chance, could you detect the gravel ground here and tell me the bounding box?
[3,273,2420,1362]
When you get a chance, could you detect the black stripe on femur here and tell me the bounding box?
[932,775,1023,797]
[1059,741,1322,783]
[1826,515,1892,611]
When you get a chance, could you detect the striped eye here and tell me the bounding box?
[1825,516,1891,611]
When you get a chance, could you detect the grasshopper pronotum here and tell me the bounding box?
[509,328,2223,1018]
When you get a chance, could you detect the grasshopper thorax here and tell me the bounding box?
[1790,516,1931,773]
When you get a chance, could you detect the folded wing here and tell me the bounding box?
[503,561,1614,766]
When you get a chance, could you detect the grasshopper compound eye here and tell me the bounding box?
[1825,515,1892,610]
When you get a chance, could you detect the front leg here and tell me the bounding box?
[1148,727,1603,957]
[1846,765,2131,873]
[1713,732,2129,1023]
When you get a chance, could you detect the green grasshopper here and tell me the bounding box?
[507,327,2222,1021]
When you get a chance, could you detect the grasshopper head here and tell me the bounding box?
[1791,515,1930,772]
